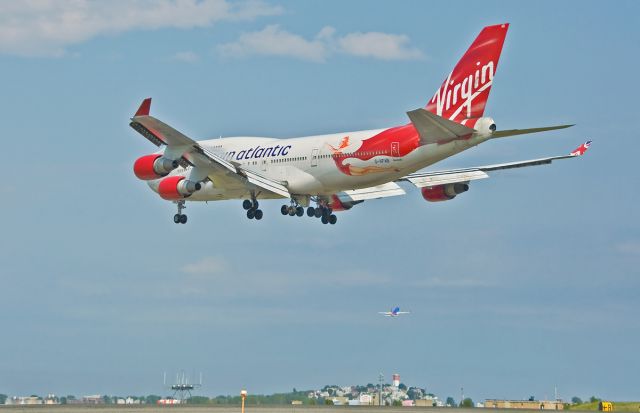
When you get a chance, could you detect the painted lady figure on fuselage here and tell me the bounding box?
[327,126,420,176]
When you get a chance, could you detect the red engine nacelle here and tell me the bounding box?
[158,176,201,200]
[328,195,362,211]
[421,183,469,202]
[133,154,178,180]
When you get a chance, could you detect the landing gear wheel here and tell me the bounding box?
[252,200,259,209]
[281,205,288,215]
[321,216,329,225]
[247,209,255,219]
[296,206,304,217]
[254,209,263,220]
[242,199,252,210]
[288,206,296,216]
[314,208,322,218]
[306,207,315,217]
[328,214,337,225]
[174,200,187,224]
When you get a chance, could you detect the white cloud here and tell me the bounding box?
[218,25,425,62]
[182,256,228,276]
[172,50,200,63]
[218,24,327,62]
[413,276,492,288]
[0,0,283,57]
[326,270,391,286]
[616,242,640,256]
[338,31,424,60]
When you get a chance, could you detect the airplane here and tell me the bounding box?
[130,23,591,225]
[379,307,410,317]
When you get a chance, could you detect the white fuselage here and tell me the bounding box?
[146,124,491,202]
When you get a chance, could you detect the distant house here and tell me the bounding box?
[331,397,348,406]
[8,397,42,405]
[82,395,104,404]
[158,399,182,405]
[359,394,374,405]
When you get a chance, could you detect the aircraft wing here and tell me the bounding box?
[338,182,406,202]
[130,98,291,198]
[400,141,591,188]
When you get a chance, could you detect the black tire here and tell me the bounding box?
[314,208,322,218]
[328,214,337,225]
[252,200,259,209]
[281,205,288,215]
[296,206,304,217]
[180,214,188,224]
[242,199,252,210]
[321,216,328,225]
[288,206,296,216]
[254,209,263,220]
[247,209,255,219]
[306,207,315,217]
[174,214,181,224]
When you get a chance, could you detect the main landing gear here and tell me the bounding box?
[310,203,337,225]
[242,196,263,220]
[280,201,305,217]
[282,199,337,225]
[173,200,188,224]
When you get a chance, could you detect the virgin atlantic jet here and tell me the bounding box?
[131,23,590,225]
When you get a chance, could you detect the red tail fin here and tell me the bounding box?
[426,23,509,124]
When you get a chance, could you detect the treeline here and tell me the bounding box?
[192,390,316,405]
[0,392,318,406]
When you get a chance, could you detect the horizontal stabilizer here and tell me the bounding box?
[491,124,573,138]
[407,108,475,145]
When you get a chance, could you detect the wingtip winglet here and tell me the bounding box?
[570,140,592,156]
[135,98,152,117]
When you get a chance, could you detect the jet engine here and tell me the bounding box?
[133,154,178,180]
[157,176,201,200]
[329,195,363,211]
[421,183,469,202]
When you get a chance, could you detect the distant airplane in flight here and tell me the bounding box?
[379,307,410,317]
[130,23,590,225]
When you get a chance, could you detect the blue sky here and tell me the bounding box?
[1,0,639,403]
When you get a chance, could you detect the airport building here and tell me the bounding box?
[485,399,565,410]
[6,396,43,405]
